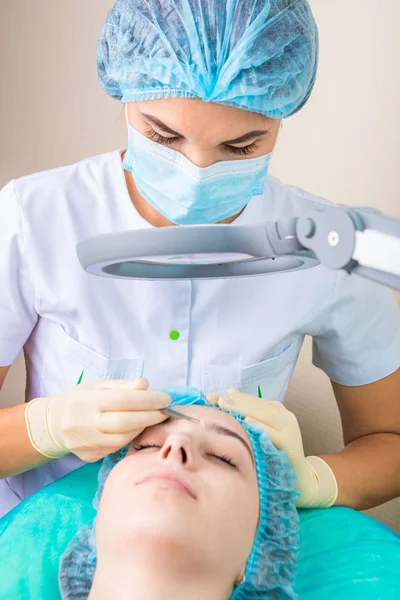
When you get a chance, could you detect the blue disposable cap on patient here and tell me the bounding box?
[59,387,299,599]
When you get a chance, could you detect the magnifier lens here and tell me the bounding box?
[136,252,256,265]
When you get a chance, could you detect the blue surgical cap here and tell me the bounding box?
[97,0,318,119]
[59,388,300,599]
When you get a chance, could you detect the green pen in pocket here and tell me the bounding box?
[77,370,84,385]
[258,385,262,399]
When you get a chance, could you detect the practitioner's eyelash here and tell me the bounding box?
[147,129,179,146]
[223,142,259,156]
[147,128,260,157]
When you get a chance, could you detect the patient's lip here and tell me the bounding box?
[137,471,196,499]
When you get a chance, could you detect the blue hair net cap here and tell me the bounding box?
[59,388,300,599]
[98,0,318,119]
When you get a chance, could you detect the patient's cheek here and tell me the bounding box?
[99,461,130,508]
[99,454,146,512]
[97,470,135,540]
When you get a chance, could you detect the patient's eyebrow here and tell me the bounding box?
[204,422,254,464]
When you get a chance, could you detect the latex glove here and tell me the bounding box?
[25,378,170,462]
[207,389,338,508]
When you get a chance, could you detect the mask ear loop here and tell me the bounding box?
[122,103,135,173]
[124,103,130,129]
[273,121,283,152]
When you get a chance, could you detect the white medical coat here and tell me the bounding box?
[0,150,399,515]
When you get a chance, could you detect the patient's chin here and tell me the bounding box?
[122,496,198,541]
[99,513,207,574]
[100,483,198,526]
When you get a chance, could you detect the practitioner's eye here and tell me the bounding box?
[223,142,259,156]
[147,129,179,146]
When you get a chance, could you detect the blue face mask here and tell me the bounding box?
[122,124,273,225]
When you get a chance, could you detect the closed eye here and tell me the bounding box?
[133,443,161,451]
[133,442,237,469]
[208,452,237,469]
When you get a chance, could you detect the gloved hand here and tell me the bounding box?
[207,389,338,508]
[25,378,171,462]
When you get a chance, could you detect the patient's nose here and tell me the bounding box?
[160,433,195,466]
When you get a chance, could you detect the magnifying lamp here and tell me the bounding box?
[77,204,400,291]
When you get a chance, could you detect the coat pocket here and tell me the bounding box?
[240,342,301,401]
[41,322,144,395]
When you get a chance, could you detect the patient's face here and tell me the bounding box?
[96,405,259,581]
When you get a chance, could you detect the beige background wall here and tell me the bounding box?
[0,1,399,530]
